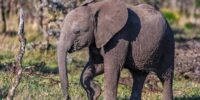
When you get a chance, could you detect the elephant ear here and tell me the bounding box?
[89,0,128,48]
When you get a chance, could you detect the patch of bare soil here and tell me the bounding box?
[175,40,200,82]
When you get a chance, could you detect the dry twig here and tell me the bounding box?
[6,8,26,100]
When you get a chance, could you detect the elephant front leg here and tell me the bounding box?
[80,62,104,100]
[104,60,121,100]
[103,41,129,100]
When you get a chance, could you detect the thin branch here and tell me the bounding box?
[6,8,26,100]
[0,0,7,33]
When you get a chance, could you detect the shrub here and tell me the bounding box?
[161,9,180,25]
[184,22,196,30]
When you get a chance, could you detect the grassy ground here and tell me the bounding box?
[0,46,200,100]
[0,69,200,100]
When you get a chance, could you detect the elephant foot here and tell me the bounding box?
[64,95,71,100]
[91,83,101,100]
[80,62,104,100]
[81,77,102,100]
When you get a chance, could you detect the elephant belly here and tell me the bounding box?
[129,6,166,71]
[128,35,163,71]
[125,4,167,71]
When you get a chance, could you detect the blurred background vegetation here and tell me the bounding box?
[0,0,200,100]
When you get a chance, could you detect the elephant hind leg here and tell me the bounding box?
[80,62,104,100]
[130,70,149,100]
[156,52,174,100]
[156,64,174,100]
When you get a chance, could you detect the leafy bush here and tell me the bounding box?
[161,9,180,25]
[184,22,196,30]
[26,32,42,42]
[196,0,200,8]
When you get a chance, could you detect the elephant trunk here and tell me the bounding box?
[57,42,69,99]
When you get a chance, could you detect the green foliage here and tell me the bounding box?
[195,0,200,8]
[184,22,196,30]
[161,9,180,25]
[26,32,42,42]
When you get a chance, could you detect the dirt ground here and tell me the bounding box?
[175,40,200,82]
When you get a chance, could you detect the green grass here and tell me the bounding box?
[1,42,200,99]
[0,70,200,100]
[1,41,199,99]
[0,47,199,100]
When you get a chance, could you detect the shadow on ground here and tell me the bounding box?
[1,31,17,37]
[172,27,200,43]
[0,62,58,74]
[175,95,200,100]
[0,59,84,75]
[175,37,200,43]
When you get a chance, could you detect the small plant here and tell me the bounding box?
[161,9,180,25]
[184,22,196,30]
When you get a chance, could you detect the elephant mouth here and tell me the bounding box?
[68,44,82,53]
[68,45,76,53]
[68,40,87,53]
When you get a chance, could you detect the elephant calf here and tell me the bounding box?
[57,0,174,100]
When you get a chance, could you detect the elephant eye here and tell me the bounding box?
[72,23,80,34]
[73,27,80,34]
[74,30,80,34]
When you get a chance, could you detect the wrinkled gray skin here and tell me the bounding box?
[57,0,174,100]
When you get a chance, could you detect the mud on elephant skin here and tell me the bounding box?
[57,0,174,100]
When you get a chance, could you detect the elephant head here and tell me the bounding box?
[57,0,128,98]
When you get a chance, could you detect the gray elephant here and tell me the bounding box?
[57,0,174,100]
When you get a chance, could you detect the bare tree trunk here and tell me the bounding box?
[6,8,26,100]
[180,0,184,13]
[0,0,7,33]
[38,0,50,50]
[6,0,13,18]
[38,0,44,33]
[191,2,197,24]
[171,0,177,10]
